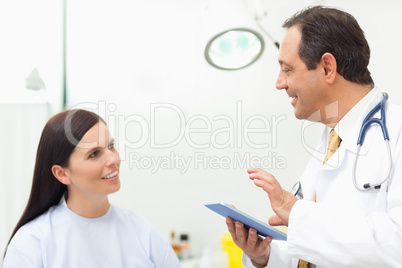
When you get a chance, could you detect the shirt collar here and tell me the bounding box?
[333,87,380,151]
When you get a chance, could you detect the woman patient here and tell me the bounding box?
[3,109,181,267]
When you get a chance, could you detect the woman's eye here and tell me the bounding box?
[108,142,115,150]
[89,151,98,158]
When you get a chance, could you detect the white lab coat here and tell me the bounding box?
[245,89,402,268]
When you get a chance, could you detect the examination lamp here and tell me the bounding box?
[204,28,265,70]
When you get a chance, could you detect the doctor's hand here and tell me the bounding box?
[248,168,298,226]
[226,217,272,267]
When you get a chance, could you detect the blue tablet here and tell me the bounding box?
[205,202,287,241]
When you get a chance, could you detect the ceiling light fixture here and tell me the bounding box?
[204,28,265,71]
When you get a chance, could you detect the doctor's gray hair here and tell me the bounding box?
[283,6,374,86]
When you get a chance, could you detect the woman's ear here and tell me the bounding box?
[321,52,337,84]
[52,165,71,185]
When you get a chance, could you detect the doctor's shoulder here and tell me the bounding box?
[386,102,402,136]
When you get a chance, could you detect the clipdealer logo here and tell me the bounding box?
[299,100,341,167]
[67,101,288,173]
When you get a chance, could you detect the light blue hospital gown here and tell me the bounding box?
[3,197,181,268]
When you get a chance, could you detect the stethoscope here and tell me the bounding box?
[292,92,392,198]
[353,92,391,190]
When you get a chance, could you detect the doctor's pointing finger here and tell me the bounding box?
[247,168,298,226]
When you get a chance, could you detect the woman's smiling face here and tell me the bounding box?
[63,122,121,199]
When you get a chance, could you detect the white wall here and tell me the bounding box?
[0,0,62,261]
[0,0,64,111]
[2,0,402,261]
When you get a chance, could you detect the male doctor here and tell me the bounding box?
[226,6,402,268]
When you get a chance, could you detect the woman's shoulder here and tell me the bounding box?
[4,203,63,265]
[12,200,66,241]
[111,204,154,226]
[110,204,173,256]
[110,204,168,240]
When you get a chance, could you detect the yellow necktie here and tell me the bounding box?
[323,129,342,164]
[297,129,341,268]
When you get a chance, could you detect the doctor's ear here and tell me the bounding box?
[320,52,337,84]
[51,165,71,185]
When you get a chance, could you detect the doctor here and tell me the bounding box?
[226,6,402,268]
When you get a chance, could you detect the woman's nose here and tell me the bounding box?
[106,149,120,166]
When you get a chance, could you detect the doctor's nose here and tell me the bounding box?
[275,71,288,91]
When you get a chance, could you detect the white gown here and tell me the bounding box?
[3,197,181,268]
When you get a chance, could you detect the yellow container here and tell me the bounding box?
[221,232,243,268]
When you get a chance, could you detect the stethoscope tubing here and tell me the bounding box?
[357,93,389,145]
[352,140,392,190]
[353,92,391,190]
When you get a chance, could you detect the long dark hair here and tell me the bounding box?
[5,109,104,253]
[283,6,374,86]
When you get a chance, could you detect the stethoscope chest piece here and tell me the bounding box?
[291,181,304,199]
